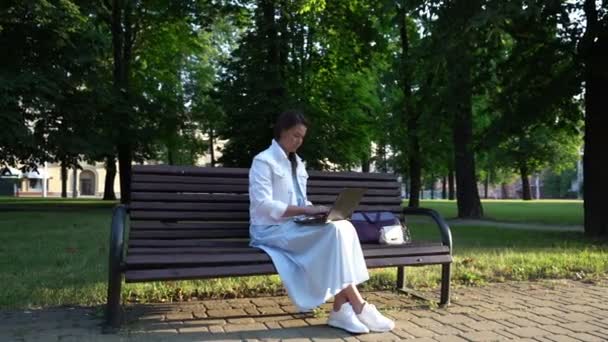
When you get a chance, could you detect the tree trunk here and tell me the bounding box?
[581,0,608,237]
[209,128,216,167]
[448,51,483,217]
[484,173,489,199]
[397,2,422,208]
[167,147,175,165]
[442,176,447,199]
[520,166,532,200]
[60,161,68,198]
[361,157,370,173]
[448,168,455,200]
[72,166,78,198]
[376,142,388,173]
[103,155,117,200]
[118,143,132,203]
[361,142,371,172]
[501,183,509,199]
[262,0,286,99]
[111,0,134,204]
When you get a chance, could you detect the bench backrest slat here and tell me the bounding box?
[129,166,402,241]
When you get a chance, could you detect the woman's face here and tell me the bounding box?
[279,124,307,153]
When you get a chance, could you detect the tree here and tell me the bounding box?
[579,0,608,237]
[435,0,484,218]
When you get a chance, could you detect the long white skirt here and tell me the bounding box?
[250,220,369,312]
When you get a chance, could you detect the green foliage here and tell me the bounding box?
[543,166,579,199]
[0,0,111,166]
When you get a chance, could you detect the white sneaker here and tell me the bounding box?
[356,303,395,332]
[327,303,370,334]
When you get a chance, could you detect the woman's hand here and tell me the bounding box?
[303,205,330,216]
[282,205,329,217]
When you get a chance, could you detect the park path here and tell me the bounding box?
[1,278,606,341]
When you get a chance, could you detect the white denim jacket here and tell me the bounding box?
[249,139,312,226]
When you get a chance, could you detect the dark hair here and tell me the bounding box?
[273,110,309,141]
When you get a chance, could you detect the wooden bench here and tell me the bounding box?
[106,165,453,327]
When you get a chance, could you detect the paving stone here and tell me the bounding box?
[432,314,477,325]
[459,330,508,341]
[410,317,444,327]
[278,319,310,328]
[223,322,268,333]
[176,325,209,333]
[433,335,469,342]
[588,329,608,340]
[462,320,509,331]
[355,331,403,341]
[560,312,598,322]
[538,325,577,335]
[164,312,194,321]
[545,335,582,342]
[563,305,595,313]
[559,322,602,333]
[427,324,464,335]
[206,308,247,318]
[474,310,516,320]
[566,332,606,342]
[506,316,541,327]
[227,317,256,324]
[508,326,549,338]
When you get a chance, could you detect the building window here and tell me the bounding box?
[79,170,96,196]
[29,179,42,191]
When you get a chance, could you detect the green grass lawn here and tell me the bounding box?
[0,196,116,208]
[419,199,583,226]
[0,199,605,310]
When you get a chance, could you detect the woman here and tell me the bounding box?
[248,111,395,334]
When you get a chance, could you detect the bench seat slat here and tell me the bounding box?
[127,243,444,255]
[127,239,442,248]
[129,239,251,247]
[124,254,451,283]
[125,245,450,265]
[125,264,277,282]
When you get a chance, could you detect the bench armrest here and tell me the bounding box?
[109,204,128,272]
[402,207,453,252]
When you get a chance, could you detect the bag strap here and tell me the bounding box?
[361,211,392,223]
[361,212,373,223]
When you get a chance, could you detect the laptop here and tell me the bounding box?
[293,188,367,225]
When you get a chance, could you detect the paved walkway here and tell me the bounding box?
[1,279,606,341]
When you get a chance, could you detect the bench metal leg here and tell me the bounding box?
[396,266,405,290]
[105,205,127,329]
[106,269,123,328]
[395,266,434,303]
[440,263,451,306]
[395,264,451,307]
